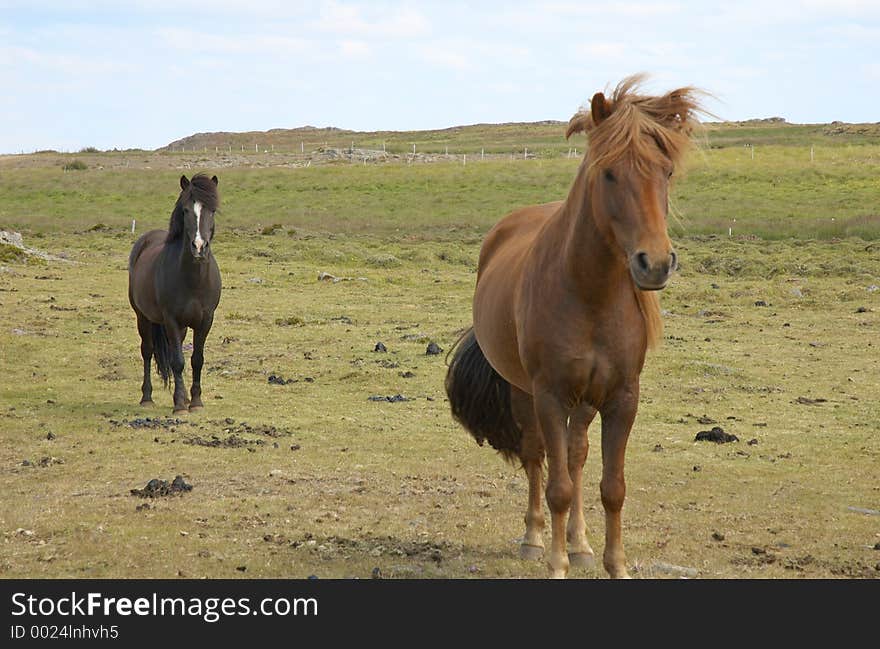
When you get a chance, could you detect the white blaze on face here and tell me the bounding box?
[193,201,205,253]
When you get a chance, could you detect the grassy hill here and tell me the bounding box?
[160,118,880,156]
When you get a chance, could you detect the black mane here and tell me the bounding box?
[167,174,220,242]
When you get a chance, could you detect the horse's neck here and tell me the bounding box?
[546,161,631,297]
[165,241,209,284]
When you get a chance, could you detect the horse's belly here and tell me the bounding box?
[473,269,531,393]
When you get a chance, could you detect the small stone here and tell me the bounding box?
[755,300,767,307]
[371,567,382,579]
[290,444,301,451]
[236,565,247,572]
[373,342,387,353]
[712,531,725,541]
[425,342,442,355]
[856,306,868,313]
[652,444,663,452]
[46,432,56,440]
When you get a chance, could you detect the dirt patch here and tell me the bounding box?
[130,475,193,498]
[695,426,739,443]
[273,533,461,564]
[183,434,265,449]
[110,417,188,430]
[214,419,295,438]
[368,394,410,403]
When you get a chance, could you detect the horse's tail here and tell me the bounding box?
[444,327,522,463]
[152,323,172,388]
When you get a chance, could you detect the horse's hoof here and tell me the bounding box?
[568,552,597,570]
[519,544,544,561]
[139,400,154,407]
[172,408,188,415]
[188,404,204,412]
[548,568,568,580]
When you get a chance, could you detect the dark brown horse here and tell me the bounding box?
[446,76,706,578]
[128,174,222,414]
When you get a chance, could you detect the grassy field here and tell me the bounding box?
[1,120,878,579]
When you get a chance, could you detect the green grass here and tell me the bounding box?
[2,142,880,240]
[0,230,877,579]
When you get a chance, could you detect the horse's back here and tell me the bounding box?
[128,230,166,319]
[129,230,166,272]
[477,201,561,281]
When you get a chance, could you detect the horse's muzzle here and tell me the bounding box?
[630,250,676,290]
[190,241,210,261]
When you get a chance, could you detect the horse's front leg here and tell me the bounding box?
[164,320,189,414]
[188,314,213,412]
[533,388,572,579]
[567,402,597,570]
[600,388,639,579]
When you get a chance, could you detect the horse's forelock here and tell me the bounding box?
[186,173,220,213]
[569,74,709,179]
[166,174,219,242]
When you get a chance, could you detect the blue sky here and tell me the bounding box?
[1,1,878,153]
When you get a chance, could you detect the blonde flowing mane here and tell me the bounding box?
[566,74,709,349]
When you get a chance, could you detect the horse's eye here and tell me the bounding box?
[604,170,616,183]
[667,170,674,179]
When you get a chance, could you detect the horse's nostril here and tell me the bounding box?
[635,252,650,273]
[670,251,678,271]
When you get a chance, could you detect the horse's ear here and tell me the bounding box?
[180,175,190,191]
[211,175,218,186]
[591,92,612,125]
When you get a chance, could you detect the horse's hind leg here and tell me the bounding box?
[512,387,544,561]
[136,313,154,406]
[188,314,213,412]
[567,402,598,570]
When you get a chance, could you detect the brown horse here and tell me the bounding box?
[446,76,706,578]
[128,174,222,414]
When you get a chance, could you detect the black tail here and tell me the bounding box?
[152,323,172,388]
[445,328,522,463]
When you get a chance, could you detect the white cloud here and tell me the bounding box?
[158,28,308,56]
[309,1,428,38]
[418,45,471,71]
[339,39,372,57]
